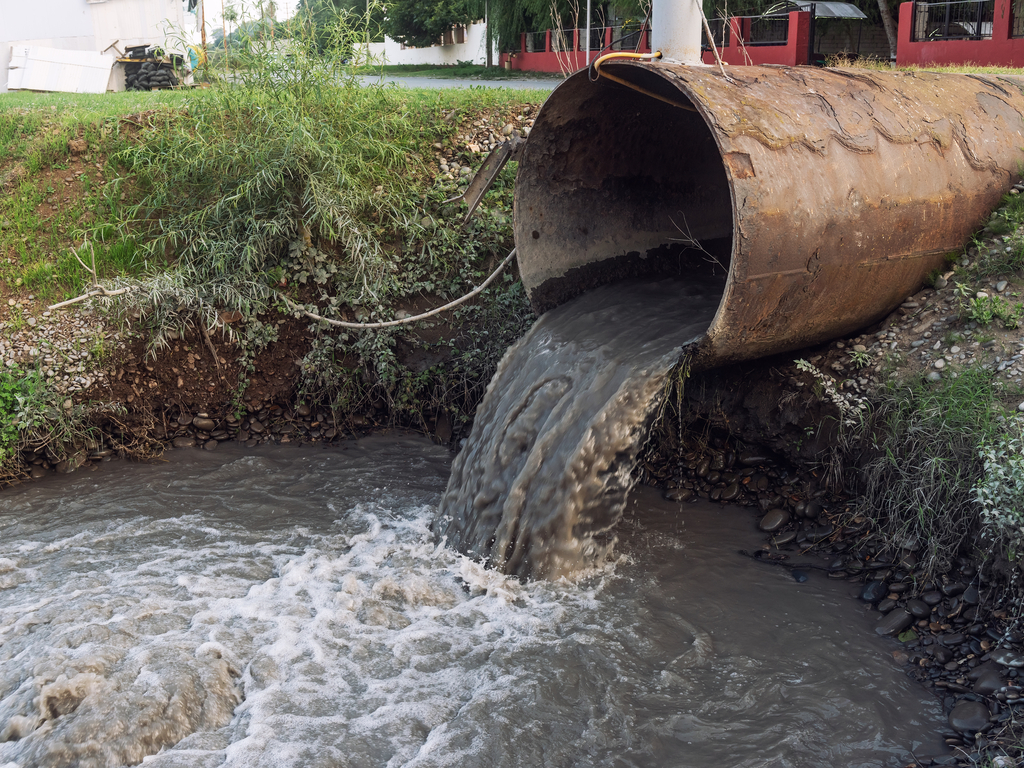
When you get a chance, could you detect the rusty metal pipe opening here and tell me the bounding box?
[514,63,1024,369]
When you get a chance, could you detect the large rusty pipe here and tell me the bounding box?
[513,64,1024,369]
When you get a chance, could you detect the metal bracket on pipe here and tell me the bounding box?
[446,135,526,227]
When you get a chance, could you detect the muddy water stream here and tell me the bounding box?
[436,278,722,580]
[0,438,943,767]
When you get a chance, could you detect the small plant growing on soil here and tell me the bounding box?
[0,367,44,464]
[974,415,1024,622]
[847,348,872,369]
[794,358,868,427]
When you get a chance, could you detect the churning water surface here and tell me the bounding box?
[0,437,944,768]
[436,278,724,580]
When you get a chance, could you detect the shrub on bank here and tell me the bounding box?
[95,17,542,429]
[852,366,1001,579]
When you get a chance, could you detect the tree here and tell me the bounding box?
[488,0,647,55]
[384,0,484,48]
[875,0,898,59]
[296,0,386,50]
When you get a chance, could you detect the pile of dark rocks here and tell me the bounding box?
[154,403,349,450]
[11,401,361,483]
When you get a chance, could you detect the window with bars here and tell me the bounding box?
[911,0,995,40]
[746,14,790,45]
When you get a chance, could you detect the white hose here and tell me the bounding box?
[278,248,518,330]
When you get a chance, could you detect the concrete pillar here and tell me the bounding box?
[651,0,704,63]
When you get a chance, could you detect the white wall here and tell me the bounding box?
[360,21,496,67]
[2,0,185,92]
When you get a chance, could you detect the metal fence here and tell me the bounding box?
[746,13,791,45]
[701,18,731,50]
[523,24,650,53]
[911,0,995,40]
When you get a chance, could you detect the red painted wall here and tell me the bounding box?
[701,12,812,66]
[499,12,814,72]
[896,0,1024,67]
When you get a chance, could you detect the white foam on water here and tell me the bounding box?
[0,440,944,768]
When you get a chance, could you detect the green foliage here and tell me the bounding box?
[78,12,543,428]
[962,200,1024,282]
[976,417,1024,560]
[295,0,386,49]
[112,19,418,345]
[489,0,644,53]
[973,415,1024,616]
[385,0,483,48]
[851,365,1002,578]
[954,278,1024,328]
[0,367,45,464]
[847,348,872,368]
[0,106,154,300]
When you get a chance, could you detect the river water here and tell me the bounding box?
[0,437,943,767]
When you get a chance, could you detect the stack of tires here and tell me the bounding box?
[125,62,179,91]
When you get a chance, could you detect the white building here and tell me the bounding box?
[361,21,497,67]
[1,0,187,93]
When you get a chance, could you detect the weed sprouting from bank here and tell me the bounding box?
[851,366,1001,580]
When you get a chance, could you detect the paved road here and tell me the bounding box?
[358,74,559,91]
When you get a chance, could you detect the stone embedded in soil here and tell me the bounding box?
[758,508,790,532]
[861,580,888,603]
[948,700,991,734]
[941,582,966,597]
[990,649,1024,668]
[738,451,769,467]
[875,609,913,636]
[172,437,195,449]
[721,482,741,501]
[922,590,943,606]
[932,645,953,663]
[806,524,834,543]
[907,599,931,618]
[972,669,1005,695]
[193,417,216,431]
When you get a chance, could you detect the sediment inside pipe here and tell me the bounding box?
[514,64,734,314]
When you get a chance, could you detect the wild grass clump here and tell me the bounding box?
[110,14,540,353]
[850,365,1002,578]
[827,57,1024,75]
[0,365,117,482]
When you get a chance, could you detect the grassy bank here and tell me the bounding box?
[0,40,549,481]
[815,190,1024,615]
[829,55,1024,76]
